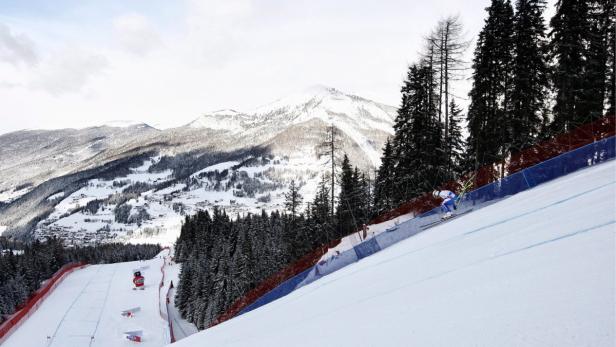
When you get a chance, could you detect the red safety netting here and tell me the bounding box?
[211,241,338,327]
[0,262,87,344]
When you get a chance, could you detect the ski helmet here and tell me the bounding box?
[432,190,440,198]
[134,271,141,277]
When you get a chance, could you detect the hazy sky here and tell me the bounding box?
[0,0,556,134]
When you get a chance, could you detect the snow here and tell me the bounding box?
[170,160,616,347]
[0,186,32,203]
[46,191,65,201]
[103,120,149,128]
[187,111,248,133]
[184,85,395,168]
[162,259,199,341]
[3,250,171,347]
[190,160,242,178]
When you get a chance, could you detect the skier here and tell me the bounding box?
[133,270,145,290]
[432,189,457,219]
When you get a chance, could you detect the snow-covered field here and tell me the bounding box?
[171,160,616,347]
[3,250,171,347]
[34,154,328,246]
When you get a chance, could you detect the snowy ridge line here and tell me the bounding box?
[0,262,88,345]
[218,136,615,324]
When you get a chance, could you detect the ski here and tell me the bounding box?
[419,209,473,230]
[455,172,477,207]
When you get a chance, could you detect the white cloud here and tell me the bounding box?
[113,13,162,55]
[0,0,559,135]
[0,23,38,66]
[29,49,108,95]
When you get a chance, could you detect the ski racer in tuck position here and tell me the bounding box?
[432,189,457,219]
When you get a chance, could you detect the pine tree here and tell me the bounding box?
[311,175,333,244]
[549,0,611,131]
[447,100,466,178]
[373,138,395,214]
[284,180,303,220]
[510,0,549,156]
[336,155,357,237]
[391,64,447,204]
[605,0,616,116]
[466,0,515,176]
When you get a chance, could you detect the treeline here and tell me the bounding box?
[175,159,375,329]
[374,0,614,211]
[0,239,160,323]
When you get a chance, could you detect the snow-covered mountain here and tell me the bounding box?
[188,85,396,167]
[0,86,397,242]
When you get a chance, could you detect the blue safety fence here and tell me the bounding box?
[237,136,615,317]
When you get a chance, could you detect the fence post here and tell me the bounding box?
[522,171,535,189]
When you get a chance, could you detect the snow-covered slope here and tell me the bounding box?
[3,250,171,347]
[0,124,161,200]
[170,160,616,347]
[32,155,315,246]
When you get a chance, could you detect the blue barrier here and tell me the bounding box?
[238,266,315,316]
[353,237,381,260]
[234,136,615,319]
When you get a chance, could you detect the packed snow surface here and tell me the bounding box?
[3,250,171,347]
[171,160,616,347]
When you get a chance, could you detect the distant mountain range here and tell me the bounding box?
[0,86,397,241]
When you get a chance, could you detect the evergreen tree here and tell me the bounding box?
[467,0,515,176]
[336,155,357,236]
[447,100,466,178]
[549,0,612,131]
[586,0,614,119]
[311,175,333,243]
[605,0,616,115]
[284,180,303,221]
[510,0,549,156]
[373,138,395,214]
[391,64,447,204]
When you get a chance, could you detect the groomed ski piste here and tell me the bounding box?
[3,249,172,347]
[172,159,615,347]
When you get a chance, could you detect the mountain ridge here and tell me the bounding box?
[0,86,396,241]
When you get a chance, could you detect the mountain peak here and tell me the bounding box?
[302,84,342,96]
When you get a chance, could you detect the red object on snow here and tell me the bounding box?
[133,275,144,288]
[127,335,142,342]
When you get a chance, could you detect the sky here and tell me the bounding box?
[0,0,556,134]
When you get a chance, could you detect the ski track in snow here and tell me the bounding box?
[3,251,170,347]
